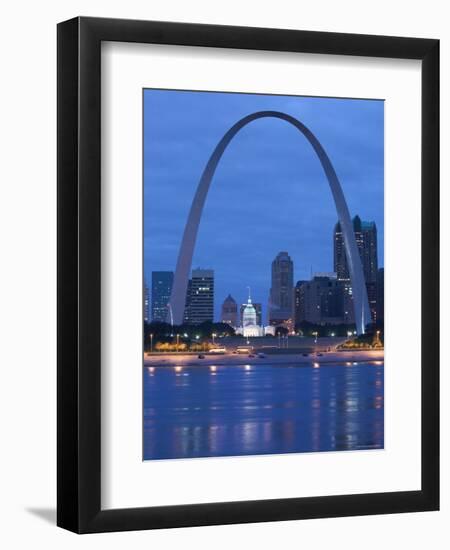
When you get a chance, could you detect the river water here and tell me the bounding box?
[143,361,384,460]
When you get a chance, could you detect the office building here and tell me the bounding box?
[185,269,214,324]
[294,280,307,324]
[144,280,150,323]
[295,274,354,325]
[269,251,294,323]
[334,215,378,323]
[334,216,378,282]
[183,279,192,324]
[151,271,173,322]
[221,294,238,327]
[376,267,384,323]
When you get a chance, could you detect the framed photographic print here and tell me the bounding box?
[57,17,439,533]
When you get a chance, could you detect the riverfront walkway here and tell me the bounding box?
[144,349,384,367]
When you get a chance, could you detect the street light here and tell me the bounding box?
[176,334,180,352]
[212,333,216,345]
[150,333,153,353]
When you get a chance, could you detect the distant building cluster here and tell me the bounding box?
[147,268,214,325]
[293,216,383,329]
[144,214,384,333]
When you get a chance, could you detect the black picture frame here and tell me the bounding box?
[57,16,439,533]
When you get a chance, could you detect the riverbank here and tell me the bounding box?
[144,349,384,367]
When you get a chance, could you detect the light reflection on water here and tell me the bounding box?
[143,362,384,460]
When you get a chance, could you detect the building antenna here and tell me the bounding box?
[247,286,251,302]
[310,265,313,279]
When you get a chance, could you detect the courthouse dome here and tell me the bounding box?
[243,298,257,327]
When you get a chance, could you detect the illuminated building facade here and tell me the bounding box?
[334,215,378,325]
[183,279,192,324]
[151,271,173,322]
[144,280,150,323]
[240,301,262,326]
[184,269,214,324]
[236,290,264,337]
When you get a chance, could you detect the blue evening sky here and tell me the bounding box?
[143,89,384,322]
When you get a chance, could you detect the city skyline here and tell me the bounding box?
[146,212,383,327]
[144,90,384,321]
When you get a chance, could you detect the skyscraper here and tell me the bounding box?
[183,279,192,324]
[334,221,350,280]
[185,269,214,324]
[360,219,378,284]
[334,216,378,323]
[334,216,378,282]
[360,219,378,324]
[151,271,174,322]
[269,251,294,324]
[366,281,378,324]
[376,267,384,323]
[341,281,356,324]
[254,302,262,327]
[221,294,238,327]
[144,280,150,323]
[294,280,307,325]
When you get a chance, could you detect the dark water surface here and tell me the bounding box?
[143,362,384,460]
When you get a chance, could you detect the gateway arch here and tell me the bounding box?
[168,110,371,335]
